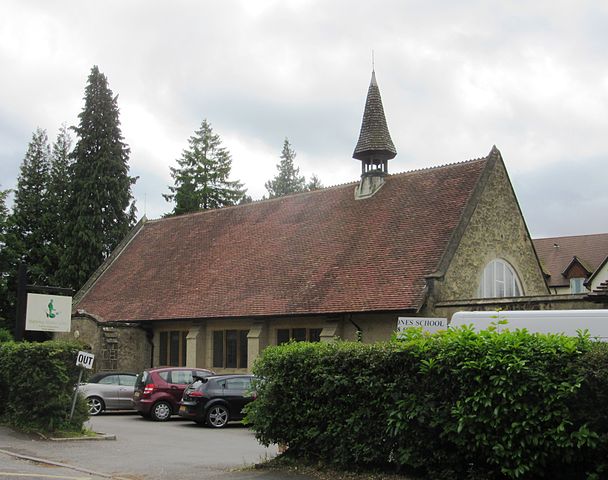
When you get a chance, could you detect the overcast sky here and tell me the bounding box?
[1,0,607,238]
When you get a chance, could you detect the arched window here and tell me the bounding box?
[478,259,522,298]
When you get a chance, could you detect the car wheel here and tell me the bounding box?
[87,396,104,416]
[206,405,229,428]
[151,401,172,421]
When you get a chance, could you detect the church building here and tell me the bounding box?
[59,72,549,373]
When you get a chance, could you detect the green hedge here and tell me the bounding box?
[246,327,608,479]
[0,340,88,432]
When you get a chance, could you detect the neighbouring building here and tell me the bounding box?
[58,71,554,373]
[533,233,608,295]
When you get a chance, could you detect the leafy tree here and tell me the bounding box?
[265,138,306,198]
[164,119,247,215]
[60,66,137,291]
[47,124,73,284]
[306,174,323,191]
[5,128,53,285]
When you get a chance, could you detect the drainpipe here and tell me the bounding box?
[346,314,363,342]
[143,325,154,368]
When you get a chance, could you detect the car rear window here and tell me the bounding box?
[135,371,149,389]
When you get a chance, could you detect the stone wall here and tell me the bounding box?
[55,315,151,374]
[431,159,548,305]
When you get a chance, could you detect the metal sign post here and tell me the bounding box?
[69,351,95,420]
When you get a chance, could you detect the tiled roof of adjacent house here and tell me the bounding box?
[75,156,492,322]
[353,71,396,162]
[533,233,608,287]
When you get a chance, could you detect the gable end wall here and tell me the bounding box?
[431,159,548,303]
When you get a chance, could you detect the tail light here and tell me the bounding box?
[143,384,156,397]
[188,390,205,398]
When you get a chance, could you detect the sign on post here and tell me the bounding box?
[25,293,72,332]
[76,351,95,370]
[70,351,95,420]
[397,317,447,334]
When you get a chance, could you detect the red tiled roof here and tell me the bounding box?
[76,157,490,322]
[533,233,608,287]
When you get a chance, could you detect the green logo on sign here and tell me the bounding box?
[46,299,59,319]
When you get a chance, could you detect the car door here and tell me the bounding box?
[223,376,253,419]
[167,369,193,406]
[96,374,121,409]
[117,374,136,409]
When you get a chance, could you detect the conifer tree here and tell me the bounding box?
[164,119,246,215]
[61,66,137,290]
[5,128,53,285]
[0,186,12,329]
[47,124,73,284]
[265,138,306,198]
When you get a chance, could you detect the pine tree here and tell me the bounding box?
[164,119,246,215]
[306,174,323,191]
[0,186,13,329]
[47,124,73,284]
[61,66,137,290]
[265,138,306,198]
[5,128,53,285]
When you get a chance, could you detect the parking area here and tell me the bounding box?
[0,412,286,480]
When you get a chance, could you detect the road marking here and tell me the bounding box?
[0,473,90,479]
[0,449,132,480]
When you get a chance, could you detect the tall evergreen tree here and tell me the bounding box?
[5,128,53,285]
[164,119,246,215]
[265,138,306,198]
[60,66,137,290]
[47,124,73,284]
[0,186,13,329]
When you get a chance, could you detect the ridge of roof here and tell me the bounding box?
[150,156,492,224]
[534,232,608,242]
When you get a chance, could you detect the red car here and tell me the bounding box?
[132,367,214,421]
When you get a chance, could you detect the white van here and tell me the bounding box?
[450,310,608,341]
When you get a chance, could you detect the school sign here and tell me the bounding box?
[25,293,72,332]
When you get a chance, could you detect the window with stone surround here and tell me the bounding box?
[212,330,248,369]
[478,259,522,298]
[276,328,322,345]
[159,331,187,366]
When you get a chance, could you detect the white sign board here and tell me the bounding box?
[76,351,95,370]
[398,317,448,334]
[25,293,72,332]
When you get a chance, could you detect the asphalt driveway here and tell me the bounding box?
[0,412,312,480]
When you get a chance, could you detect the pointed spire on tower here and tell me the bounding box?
[353,70,396,199]
[353,70,396,169]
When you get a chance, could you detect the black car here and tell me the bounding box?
[178,374,256,428]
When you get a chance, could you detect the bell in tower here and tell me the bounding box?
[353,70,396,199]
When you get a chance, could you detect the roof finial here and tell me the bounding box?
[372,50,375,72]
